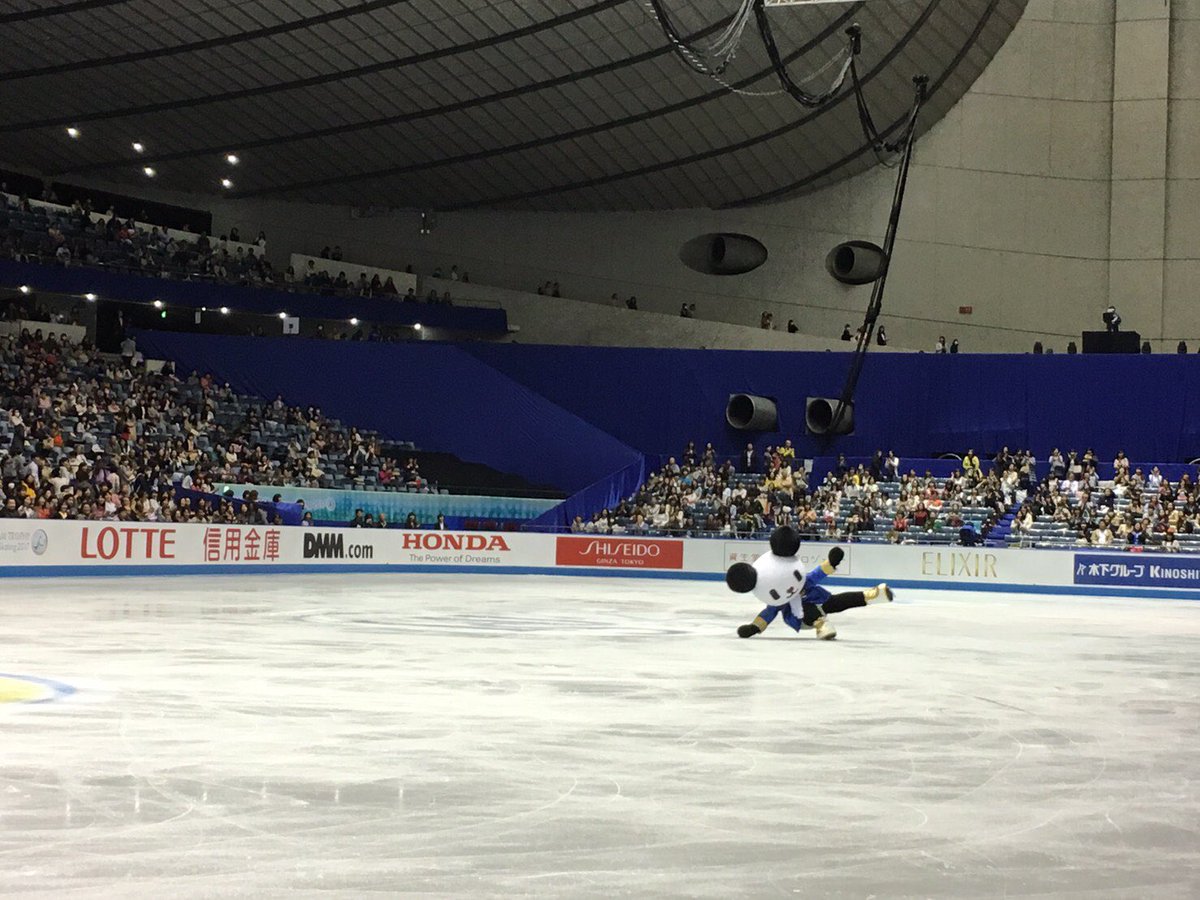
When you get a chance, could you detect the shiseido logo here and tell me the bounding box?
[581,540,662,557]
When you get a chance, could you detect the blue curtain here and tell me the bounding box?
[136,331,643,492]
[526,456,648,531]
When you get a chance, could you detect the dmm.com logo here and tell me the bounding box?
[303,532,375,560]
[555,536,683,570]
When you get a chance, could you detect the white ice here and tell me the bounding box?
[1,574,1199,899]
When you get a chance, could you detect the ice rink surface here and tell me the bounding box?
[2,573,1198,899]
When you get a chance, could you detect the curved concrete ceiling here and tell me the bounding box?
[0,0,1027,211]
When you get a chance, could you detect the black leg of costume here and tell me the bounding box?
[802,591,868,626]
[825,591,868,613]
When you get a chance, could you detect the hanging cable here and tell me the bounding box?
[845,25,904,165]
[644,0,755,77]
[825,74,929,437]
[752,0,854,107]
[644,0,859,99]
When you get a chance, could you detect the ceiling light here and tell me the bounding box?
[84,293,97,301]
[131,142,144,153]
[143,166,156,177]
[19,285,31,294]
[152,299,163,309]
[225,153,240,165]
[349,317,359,326]
[220,178,233,189]
[66,127,80,139]
[220,306,230,315]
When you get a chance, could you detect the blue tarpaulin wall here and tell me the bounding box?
[460,344,1200,465]
[134,334,1200,495]
[527,456,649,531]
[135,332,642,493]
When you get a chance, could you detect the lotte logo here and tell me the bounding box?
[80,526,176,560]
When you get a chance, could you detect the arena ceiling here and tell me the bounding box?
[0,0,1027,211]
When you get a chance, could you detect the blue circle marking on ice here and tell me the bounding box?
[0,673,76,705]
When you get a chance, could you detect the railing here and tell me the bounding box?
[4,192,260,257]
[289,253,416,294]
[0,319,87,343]
[0,258,510,332]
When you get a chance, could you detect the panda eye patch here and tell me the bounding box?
[769,589,780,601]
[793,570,804,581]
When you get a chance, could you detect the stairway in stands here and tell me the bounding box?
[986,509,1017,547]
[386,447,565,498]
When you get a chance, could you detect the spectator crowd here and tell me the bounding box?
[571,443,1029,547]
[1011,449,1200,551]
[0,327,444,526]
[1,192,452,308]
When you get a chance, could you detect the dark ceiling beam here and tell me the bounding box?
[0,0,127,25]
[0,0,629,134]
[725,0,1000,207]
[0,0,408,83]
[440,0,940,211]
[232,4,863,199]
[51,9,738,178]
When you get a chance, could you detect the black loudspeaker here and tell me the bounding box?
[806,397,854,435]
[825,241,887,285]
[726,394,778,431]
[679,233,768,276]
[1081,331,1140,354]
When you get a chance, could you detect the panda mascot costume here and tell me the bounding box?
[725,525,893,640]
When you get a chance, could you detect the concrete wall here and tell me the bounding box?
[1164,0,1200,347]
[102,0,1199,353]
[422,277,911,351]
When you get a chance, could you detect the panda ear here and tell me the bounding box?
[769,525,801,557]
[725,562,757,593]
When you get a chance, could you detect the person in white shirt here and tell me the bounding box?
[1147,466,1164,491]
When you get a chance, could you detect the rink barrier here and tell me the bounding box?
[2,521,1199,599]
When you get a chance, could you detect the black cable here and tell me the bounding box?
[827,75,928,436]
[753,0,852,108]
[647,0,737,76]
[849,43,902,166]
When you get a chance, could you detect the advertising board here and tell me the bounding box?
[1,521,1198,599]
[555,536,684,570]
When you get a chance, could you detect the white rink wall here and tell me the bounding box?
[2,520,1199,600]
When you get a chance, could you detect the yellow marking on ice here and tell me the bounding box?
[0,676,49,704]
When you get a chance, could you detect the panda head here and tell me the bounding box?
[725,525,807,606]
